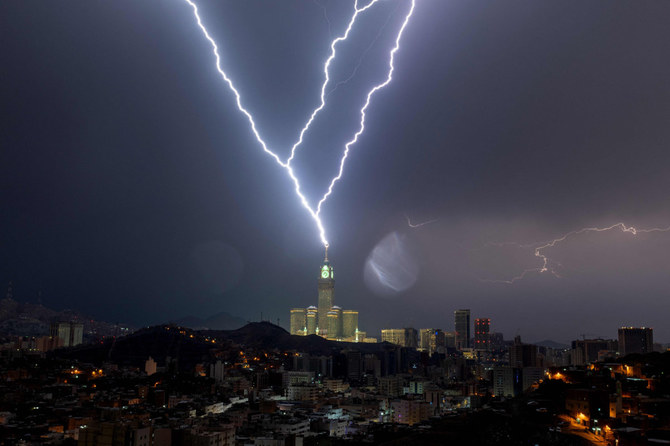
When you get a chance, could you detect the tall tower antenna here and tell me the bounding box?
[324,245,329,263]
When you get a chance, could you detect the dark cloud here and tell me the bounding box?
[2,0,670,343]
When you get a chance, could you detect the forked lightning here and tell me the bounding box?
[183,0,416,247]
[481,222,670,284]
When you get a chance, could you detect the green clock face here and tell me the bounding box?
[321,269,330,279]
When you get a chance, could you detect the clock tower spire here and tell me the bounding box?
[317,248,335,336]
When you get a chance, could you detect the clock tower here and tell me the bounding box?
[317,245,335,335]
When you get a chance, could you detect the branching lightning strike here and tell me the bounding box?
[286,0,386,166]
[480,222,670,284]
[184,0,416,247]
[313,0,333,40]
[316,0,416,214]
[325,2,399,100]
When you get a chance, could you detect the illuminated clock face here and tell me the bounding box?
[321,269,330,279]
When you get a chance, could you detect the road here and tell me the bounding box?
[556,414,611,446]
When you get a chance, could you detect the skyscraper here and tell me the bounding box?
[289,249,366,341]
[327,307,342,340]
[474,318,490,351]
[317,247,334,335]
[342,310,358,339]
[510,336,538,368]
[454,309,471,350]
[618,327,653,356]
[290,308,306,335]
[419,329,445,355]
[306,306,318,335]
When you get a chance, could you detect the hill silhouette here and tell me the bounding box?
[54,322,397,370]
[169,311,247,330]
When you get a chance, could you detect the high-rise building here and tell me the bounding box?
[306,306,318,335]
[71,323,83,346]
[474,318,491,351]
[327,306,342,339]
[419,329,432,352]
[493,366,541,397]
[454,309,470,350]
[493,366,520,397]
[317,247,335,335]
[210,359,225,383]
[618,327,653,356]
[510,336,538,368]
[381,328,418,348]
[290,308,306,335]
[419,329,446,355]
[49,321,84,347]
[342,310,358,339]
[289,249,366,342]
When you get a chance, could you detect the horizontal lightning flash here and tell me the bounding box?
[480,222,670,284]
[405,213,438,229]
[184,0,416,247]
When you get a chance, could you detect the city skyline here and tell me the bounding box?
[2,1,670,342]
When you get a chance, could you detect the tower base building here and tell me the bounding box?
[289,247,367,342]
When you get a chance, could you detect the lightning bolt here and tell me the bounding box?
[183,0,416,247]
[325,1,399,100]
[405,213,438,229]
[286,0,386,166]
[479,222,670,284]
[317,0,416,214]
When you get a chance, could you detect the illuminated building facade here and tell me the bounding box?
[342,310,358,339]
[419,329,445,355]
[327,306,342,339]
[49,321,84,347]
[306,306,317,335]
[454,309,470,350]
[381,328,418,348]
[289,248,365,341]
[474,318,490,351]
[290,308,306,336]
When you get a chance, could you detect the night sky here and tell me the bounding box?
[2,1,670,343]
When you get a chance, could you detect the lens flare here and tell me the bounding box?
[364,232,419,296]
